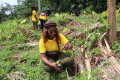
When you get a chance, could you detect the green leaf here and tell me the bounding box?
[97,26,106,32]
[55,13,59,17]
[56,60,60,64]
[87,41,92,49]
[116,10,118,18]
[63,28,70,33]
[89,32,96,41]
[67,36,73,41]
[58,64,61,66]
[102,18,107,26]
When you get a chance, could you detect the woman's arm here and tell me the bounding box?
[35,15,38,22]
[41,53,61,72]
[41,53,52,66]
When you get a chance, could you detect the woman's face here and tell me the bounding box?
[47,27,57,39]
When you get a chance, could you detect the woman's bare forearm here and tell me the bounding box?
[42,56,52,66]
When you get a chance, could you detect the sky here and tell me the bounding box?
[0,0,18,7]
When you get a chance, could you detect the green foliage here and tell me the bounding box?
[73,71,89,80]
[116,2,120,9]
[102,10,118,19]
[77,39,85,46]
[85,5,94,14]
[63,28,70,33]
[91,47,101,55]
[55,13,60,17]
[67,36,73,41]
[99,18,112,32]
[20,19,27,24]
[111,41,120,53]
[102,10,108,19]
[92,11,97,15]
[15,4,31,17]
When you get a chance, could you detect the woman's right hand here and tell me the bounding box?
[50,63,61,72]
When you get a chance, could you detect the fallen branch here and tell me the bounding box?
[66,17,73,21]
[0,42,38,50]
[15,42,38,48]
[66,24,104,38]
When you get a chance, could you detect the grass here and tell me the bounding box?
[0,13,120,80]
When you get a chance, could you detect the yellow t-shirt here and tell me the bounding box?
[39,33,68,53]
[84,11,86,16]
[32,10,38,22]
[39,15,47,20]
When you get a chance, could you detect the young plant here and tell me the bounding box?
[56,60,63,72]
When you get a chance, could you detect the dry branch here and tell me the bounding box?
[66,24,104,38]
[66,17,73,21]
[15,42,38,48]
[0,42,38,50]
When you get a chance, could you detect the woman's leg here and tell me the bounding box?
[32,21,35,30]
[35,21,38,30]
[40,19,43,31]
[43,57,56,73]
[39,23,41,29]
[32,21,38,30]
[56,52,73,67]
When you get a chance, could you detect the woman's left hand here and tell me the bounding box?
[62,43,69,50]
[62,42,72,50]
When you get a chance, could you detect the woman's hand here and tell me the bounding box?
[62,42,72,50]
[62,43,69,50]
[50,63,61,72]
[41,54,61,72]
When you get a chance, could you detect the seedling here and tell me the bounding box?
[56,60,63,72]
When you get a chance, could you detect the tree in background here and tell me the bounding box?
[38,0,41,11]
[107,0,117,44]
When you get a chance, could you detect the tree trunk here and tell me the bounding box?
[107,0,117,44]
[38,0,41,11]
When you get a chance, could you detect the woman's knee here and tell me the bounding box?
[61,57,73,66]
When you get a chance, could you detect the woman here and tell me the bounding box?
[39,20,73,73]
[84,10,87,19]
[39,13,47,31]
[31,6,38,30]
